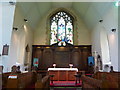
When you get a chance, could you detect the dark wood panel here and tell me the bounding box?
[59,71,67,80]
[49,70,77,81]
[54,51,69,68]
[68,71,76,80]
[49,71,58,81]
[81,47,91,71]
[42,49,53,69]
[32,45,92,72]
[71,51,80,68]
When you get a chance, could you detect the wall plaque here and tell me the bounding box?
[2,44,9,55]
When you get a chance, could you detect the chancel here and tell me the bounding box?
[0,0,120,89]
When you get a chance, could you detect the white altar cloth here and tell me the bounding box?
[48,68,78,72]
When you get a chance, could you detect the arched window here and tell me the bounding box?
[50,11,73,46]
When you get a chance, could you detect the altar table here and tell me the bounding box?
[48,68,78,81]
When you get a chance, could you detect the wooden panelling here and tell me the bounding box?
[54,51,69,67]
[49,71,58,80]
[81,47,91,71]
[59,71,67,80]
[68,71,76,80]
[42,49,53,69]
[49,70,77,81]
[32,45,92,71]
[71,51,80,68]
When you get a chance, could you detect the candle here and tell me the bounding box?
[53,64,56,68]
[69,64,73,68]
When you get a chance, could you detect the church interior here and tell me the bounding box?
[0,0,120,89]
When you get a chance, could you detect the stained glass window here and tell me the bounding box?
[50,11,73,46]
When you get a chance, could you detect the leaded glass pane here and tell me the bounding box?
[50,11,73,46]
[66,21,73,44]
[50,21,57,45]
[58,17,65,42]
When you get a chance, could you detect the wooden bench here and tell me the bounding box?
[93,72,120,80]
[81,72,120,89]
[18,72,35,88]
[81,75,102,89]
[4,72,37,89]
[35,75,50,89]
[2,72,11,88]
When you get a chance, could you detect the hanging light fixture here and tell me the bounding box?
[24,19,28,22]
[115,0,119,7]
[111,29,116,32]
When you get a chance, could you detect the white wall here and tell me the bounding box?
[118,7,120,71]
[7,6,33,72]
[0,3,3,90]
[33,8,91,45]
[100,28,110,64]
[91,5,118,71]
[0,2,2,65]
[0,1,16,72]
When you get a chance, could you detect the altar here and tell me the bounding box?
[48,68,78,81]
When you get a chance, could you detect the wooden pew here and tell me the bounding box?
[81,75,102,89]
[35,75,50,89]
[81,72,120,89]
[5,72,37,89]
[99,72,119,88]
[93,72,120,88]
[18,72,34,88]
[2,72,11,88]
[93,72,120,81]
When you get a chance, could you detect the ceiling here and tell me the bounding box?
[17,2,113,30]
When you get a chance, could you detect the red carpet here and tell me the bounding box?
[52,87,81,90]
[50,81,82,87]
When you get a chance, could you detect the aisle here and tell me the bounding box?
[50,81,82,90]
[50,81,82,87]
[50,87,82,90]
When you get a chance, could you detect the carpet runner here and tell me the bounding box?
[50,87,82,90]
[50,81,82,87]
